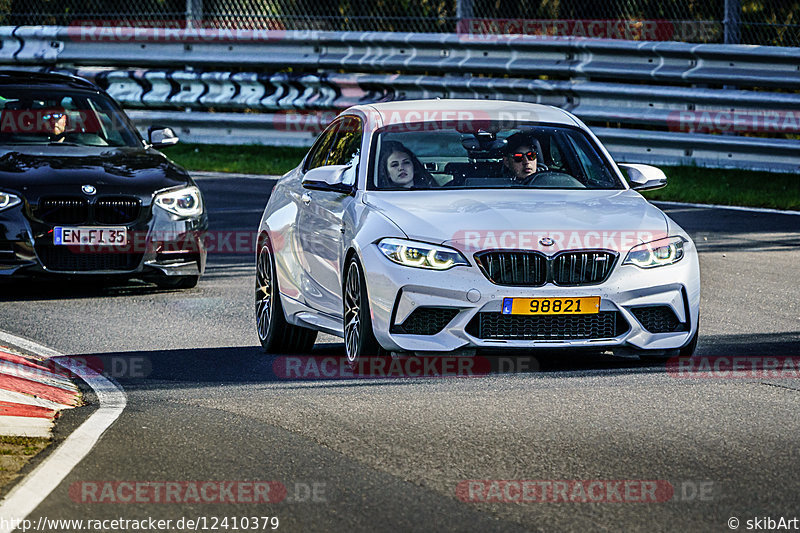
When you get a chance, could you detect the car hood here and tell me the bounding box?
[0,145,190,201]
[362,189,669,253]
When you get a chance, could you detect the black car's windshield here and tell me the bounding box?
[0,87,141,148]
[368,122,624,190]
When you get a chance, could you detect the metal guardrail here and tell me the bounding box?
[125,111,800,173]
[5,27,800,86]
[2,26,800,172]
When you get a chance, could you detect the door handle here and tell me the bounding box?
[301,193,312,205]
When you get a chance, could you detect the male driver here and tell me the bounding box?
[41,106,68,142]
[503,132,544,184]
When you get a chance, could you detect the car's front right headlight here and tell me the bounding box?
[623,236,686,268]
[378,238,469,270]
[0,192,21,212]
[154,186,204,218]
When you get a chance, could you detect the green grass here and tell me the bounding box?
[165,144,308,175]
[642,166,800,211]
[165,144,800,211]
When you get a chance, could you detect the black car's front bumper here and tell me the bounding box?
[0,201,207,280]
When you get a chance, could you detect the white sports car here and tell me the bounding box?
[255,100,700,365]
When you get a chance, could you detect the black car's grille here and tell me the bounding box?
[38,197,89,224]
[551,251,617,286]
[475,251,547,286]
[36,246,142,272]
[94,197,141,224]
[466,311,628,340]
[36,196,142,225]
[391,307,459,335]
[476,250,617,286]
[630,306,688,333]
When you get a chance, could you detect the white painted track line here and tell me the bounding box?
[653,200,800,215]
[0,331,127,533]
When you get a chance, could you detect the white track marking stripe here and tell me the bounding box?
[0,331,126,533]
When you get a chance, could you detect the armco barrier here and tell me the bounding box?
[1,26,799,172]
[124,111,800,173]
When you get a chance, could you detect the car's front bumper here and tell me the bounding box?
[0,203,207,280]
[359,241,700,353]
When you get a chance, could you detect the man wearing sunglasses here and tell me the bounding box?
[502,132,545,185]
[42,106,68,143]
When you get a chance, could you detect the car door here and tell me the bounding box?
[296,116,361,318]
[283,120,340,309]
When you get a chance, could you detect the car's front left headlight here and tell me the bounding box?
[623,236,686,268]
[378,238,469,270]
[0,191,21,212]
[154,186,204,218]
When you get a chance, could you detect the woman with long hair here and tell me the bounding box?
[376,140,434,189]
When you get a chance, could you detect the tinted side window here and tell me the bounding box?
[327,117,362,167]
[305,121,340,171]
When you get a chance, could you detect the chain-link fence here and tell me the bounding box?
[1,0,799,47]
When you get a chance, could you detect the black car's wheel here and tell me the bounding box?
[155,275,199,289]
[256,241,317,353]
[343,256,384,368]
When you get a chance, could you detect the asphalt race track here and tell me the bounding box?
[1,173,799,532]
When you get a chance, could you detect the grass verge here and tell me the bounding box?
[0,436,50,490]
[165,144,800,211]
[642,166,800,211]
[166,144,308,176]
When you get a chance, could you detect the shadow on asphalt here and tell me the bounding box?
[61,330,800,393]
[0,278,185,301]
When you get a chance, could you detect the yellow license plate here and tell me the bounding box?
[501,297,600,315]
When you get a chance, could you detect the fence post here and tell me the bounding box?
[724,0,741,44]
[456,0,474,32]
[186,0,203,28]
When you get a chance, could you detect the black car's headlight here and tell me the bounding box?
[154,186,204,218]
[623,236,685,268]
[378,238,469,270]
[0,191,21,212]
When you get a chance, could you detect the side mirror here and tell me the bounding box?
[148,126,179,148]
[302,165,354,194]
[618,163,667,191]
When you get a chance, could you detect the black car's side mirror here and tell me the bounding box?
[148,126,180,149]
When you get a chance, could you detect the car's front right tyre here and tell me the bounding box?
[255,240,317,353]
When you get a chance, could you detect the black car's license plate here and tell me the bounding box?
[54,227,128,246]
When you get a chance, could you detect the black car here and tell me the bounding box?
[0,71,206,288]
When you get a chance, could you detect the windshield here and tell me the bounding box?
[0,87,141,148]
[368,122,624,190]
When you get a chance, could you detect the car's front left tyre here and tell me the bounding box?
[343,256,385,369]
[255,240,317,353]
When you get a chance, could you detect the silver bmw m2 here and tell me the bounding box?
[255,100,700,366]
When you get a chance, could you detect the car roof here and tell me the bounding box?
[0,70,99,91]
[358,99,580,128]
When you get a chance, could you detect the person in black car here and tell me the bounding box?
[42,106,69,143]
